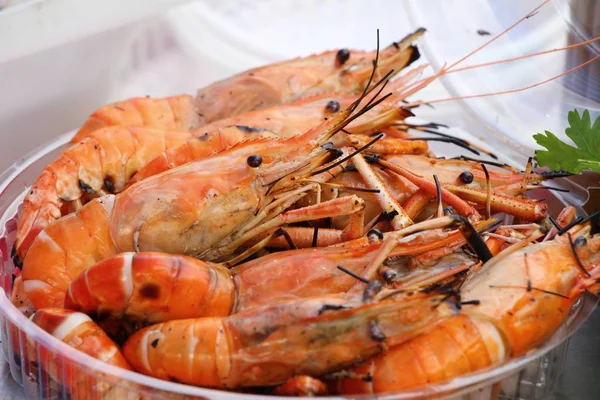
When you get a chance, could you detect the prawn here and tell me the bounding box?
[13,126,204,261]
[31,308,132,399]
[21,83,395,309]
[70,29,424,142]
[16,73,424,264]
[128,72,424,184]
[63,217,493,322]
[332,217,600,394]
[121,292,456,388]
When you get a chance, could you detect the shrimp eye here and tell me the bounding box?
[382,269,399,282]
[574,236,587,247]
[443,206,456,216]
[367,228,384,243]
[325,100,341,114]
[336,48,350,66]
[247,155,263,168]
[459,171,474,184]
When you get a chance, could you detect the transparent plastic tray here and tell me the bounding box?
[0,131,597,400]
[1,1,599,398]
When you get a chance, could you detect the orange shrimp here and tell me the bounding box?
[333,220,600,394]
[63,252,235,323]
[71,30,424,143]
[72,95,201,143]
[13,126,203,262]
[21,90,390,309]
[31,308,132,398]
[63,217,488,321]
[121,292,455,388]
[127,72,423,185]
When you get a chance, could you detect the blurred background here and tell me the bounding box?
[0,0,599,398]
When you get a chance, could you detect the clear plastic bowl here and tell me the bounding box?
[169,0,600,167]
[1,1,599,398]
[0,131,596,400]
[405,0,600,163]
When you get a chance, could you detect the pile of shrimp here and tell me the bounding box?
[8,1,600,398]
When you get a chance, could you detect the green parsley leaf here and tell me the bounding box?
[534,109,600,174]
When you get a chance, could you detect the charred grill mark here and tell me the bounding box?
[234,125,267,134]
[317,304,347,315]
[369,320,386,342]
[363,280,383,303]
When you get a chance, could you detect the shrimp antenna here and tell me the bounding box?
[489,284,569,299]
[274,227,297,250]
[446,35,600,75]
[398,124,498,159]
[481,164,492,219]
[434,174,443,218]
[450,215,494,262]
[445,0,550,72]
[402,52,600,109]
[450,155,514,170]
[309,134,385,177]
[556,216,585,236]
[337,265,370,284]
[404,137,482,156]
[348,29,383,113]
[578,211,600,235]
[360,29,381,101]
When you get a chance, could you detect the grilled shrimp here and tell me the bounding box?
[129,75,422,184]
[21,91,388,309]
[71,30,424,142]
[13,126,200,261]
[121,293,456,388]
[63,217,490,322]
[31,308,131,398]
[333,220,600,394]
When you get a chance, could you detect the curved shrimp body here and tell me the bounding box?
[31,308,132,399]
[193,31,422,127]
[334,228,600,394]
[14,126,195,261]
[122,294,455,388]
[64,252,235,323]
[129,85,416,184]
[64,222,475,322]
[231,244,382,312]
[71,95,200,143]
[22,108,357,309]
[32,308,131,369]
[72,30,422,143]
[60,245,377,322]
